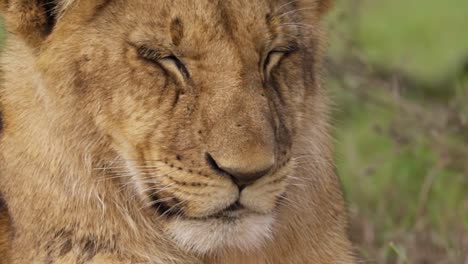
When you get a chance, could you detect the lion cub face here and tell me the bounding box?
[37,0,320,254]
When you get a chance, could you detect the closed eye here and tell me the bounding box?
[263,46,298,81]
[264,51,286,79]
[136,45,190,81]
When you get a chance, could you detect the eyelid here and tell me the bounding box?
[137,45,171,61]
[263,45,298,80]
[272,42,299,54]
[134,45,190,80]
[161,55,191,79]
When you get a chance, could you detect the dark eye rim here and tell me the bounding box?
[161,54,191,79]
[135,45,191,80]
[263,50,285,71]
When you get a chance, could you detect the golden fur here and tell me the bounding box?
[0,0,355,263]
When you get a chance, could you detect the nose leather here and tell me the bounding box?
[206,152,274,187]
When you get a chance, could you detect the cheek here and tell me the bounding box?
[273,61,309,127]
[280,61,308,102]
[91,89,159,159]
[89,52,171,139]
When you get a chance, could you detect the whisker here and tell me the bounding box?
[94,165,163,170]
[97,171,162,182]
[97,174,135,181]
[107,159,165,162]
[275,7,317,19]
[118,169,182,192]
[104,168,162,174]
[142,183,176,196]
[159,200,186,218]
[279,193,300,208]
[279,23,315,29]
[272,0,301,15]
[142,196,176,211]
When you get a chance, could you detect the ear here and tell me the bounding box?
[0,0,69,47]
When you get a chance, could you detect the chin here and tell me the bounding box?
[164,210,276,255]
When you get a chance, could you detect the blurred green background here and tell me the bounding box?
[1,0,467,263]
[327,0,467,263]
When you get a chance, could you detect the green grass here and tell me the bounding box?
[358,0,468,81]
[327,1,468,262]
[334,87,467,225]
[329,0,468,83]
[329,78,467,262]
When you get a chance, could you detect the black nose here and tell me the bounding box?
[206,153,273,187]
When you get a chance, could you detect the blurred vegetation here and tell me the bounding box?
[327,0,468,263]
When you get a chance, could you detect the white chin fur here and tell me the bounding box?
[165,213,275,255]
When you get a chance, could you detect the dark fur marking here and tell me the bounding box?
[216,1,237,37]
[0,109,3,134]
[171,88,181,109]
[0,193,13,238]
[73,55,93,95]
[77,239,98,264]
[94,0,112,16]
[46,232,118,263]
[41,0,58,34]
[87,0,113,23]
[170,17,184,47]
[0,194,5,212]
[150,193,178,217]
[44,229,73,263]
[58,239,73,257]
[265,13,272,25]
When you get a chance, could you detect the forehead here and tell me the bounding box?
[112,0,302,51]
[123,0,281,26]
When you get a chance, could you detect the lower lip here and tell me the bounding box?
[213,208,245,219]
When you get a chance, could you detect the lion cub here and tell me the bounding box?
[0,0,355,263]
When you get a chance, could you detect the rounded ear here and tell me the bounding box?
[0,0,61,47]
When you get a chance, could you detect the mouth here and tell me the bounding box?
[124,154,293,254]
[149,193,181,218]
[141,173,291,254]
[151,191,277,254]
[211,201,247,219]
[164,203,277,254]
[150,193,263,221]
